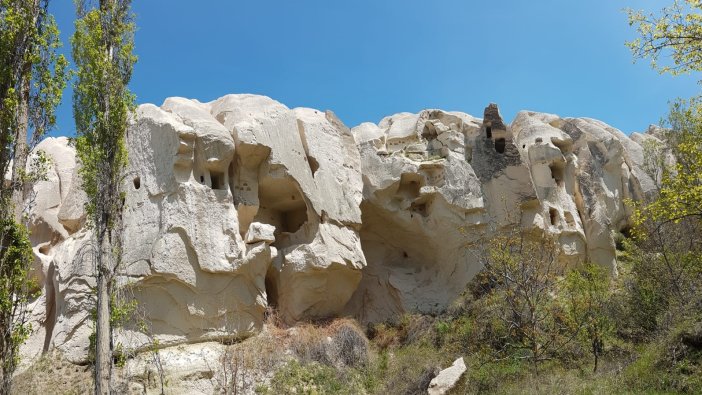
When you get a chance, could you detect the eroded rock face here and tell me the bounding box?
[21,96,658,364]
[118,95,365,352]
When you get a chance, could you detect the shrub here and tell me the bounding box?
[264,360,364,395]
[288,318,369,369]
[380,344,440,395]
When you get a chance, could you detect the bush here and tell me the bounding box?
[264,360,350,395]
[288,318,369,369]
[380,344,440,395]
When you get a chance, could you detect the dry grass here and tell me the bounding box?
[213,313,370,394]
[283,318,369,369]
[12,353,93,395]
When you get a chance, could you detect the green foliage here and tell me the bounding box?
[72,0,136,226]
[0,217,36,383]
[476,234,573,369]
[0,3,67,391]
[264,360,361,395]
[72,1,136,390]
[626,0,702,77]
[624,99,702,340]
[465,358,529,394]
[563,263,614,372]
[0,0,68,176]
[620,316,702,394]
[109,294,137,328]
[633,98,702,227]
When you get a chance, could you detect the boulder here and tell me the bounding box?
[428,357,467,395]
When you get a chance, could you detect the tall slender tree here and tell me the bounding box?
[71,0,135,393]
[0,1,67,393]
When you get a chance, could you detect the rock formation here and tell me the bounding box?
[428,357,467,395]
[18,94,658,365]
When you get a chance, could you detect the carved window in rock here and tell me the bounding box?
[210,171,225,190]
[564,211,575,227]
[495,138,506,154]
[549,162,565,187]
[549,207,558,226]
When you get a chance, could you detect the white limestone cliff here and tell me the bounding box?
[18,95,658,365]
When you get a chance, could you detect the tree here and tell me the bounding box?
[476,234,577,372]
[563,263,613,373]
[0,219,33,394]
[627,0,702,335]
[0,1,67,393]
[71,0,136,393]
[628,100,702,324]
[626,0,702,77]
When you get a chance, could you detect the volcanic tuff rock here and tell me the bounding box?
[19,94,657,364]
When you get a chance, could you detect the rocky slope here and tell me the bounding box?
[18,94,662,366]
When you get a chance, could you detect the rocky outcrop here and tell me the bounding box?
[428,357,467,395]
[19,95,658,364]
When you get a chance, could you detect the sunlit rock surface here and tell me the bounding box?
[20,95,657,364]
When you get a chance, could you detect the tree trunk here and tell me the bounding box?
[95,1,116,392]
[94,231,112,395]
[11,71,30,220]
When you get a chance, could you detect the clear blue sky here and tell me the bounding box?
[47,0,700,137]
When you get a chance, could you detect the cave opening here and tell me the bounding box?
[133,176,140,190]
[564,211,575,227]
[397,173,423,200]
[495,138,506,154]
[42,264,56,352]
[410,202,428,217]
[549,207,558,226]
[486,126,492,139]
[264,267,279,309]
[210,171,225,190]
[549,162,565,187]
[254,176,309,247]
[551,137,573,154]
[422,122,438,140]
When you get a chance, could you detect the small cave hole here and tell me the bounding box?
[133,176,141,190]
[403,251,408,258]
[422,122,438,140]
[264,268,278,309]
[42,263,56,352]
[551,137,573,154]
[306,155,320,176]
[564,211,575,226]
[549,162,565,187]
[199,175,205,184]
[485,126,492,139]
[410,202,429,217]
[254,176,310,248]
[495,138,506,154]
[397,173,423,200]
[210,171,225,190]
[549,207,558,227]
[522,144,526,149]
[38,244,51,255]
